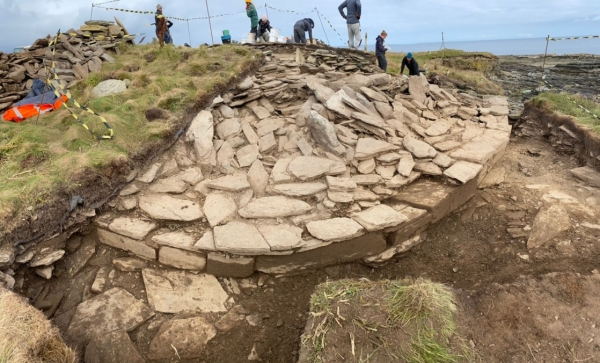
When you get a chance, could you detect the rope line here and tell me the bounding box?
[98,5,263,22]
[549,35,600,41]
[44,30,115,140]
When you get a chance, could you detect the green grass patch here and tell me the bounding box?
[303,278,476,363]
[0,44,261,219]
[532,92,600,134]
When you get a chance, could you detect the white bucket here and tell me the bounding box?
[277,36,286,43]
[246,33,256,44]
[271,28,281,38]
[241,39,247,44]
[269,35,277,43]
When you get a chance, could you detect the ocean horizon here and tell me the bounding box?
[368,37,600,56]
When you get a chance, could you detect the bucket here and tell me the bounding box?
[246,33,256,44]
[277,36,286,43]
[269,35,277,43]
[271,28,280,38]
[241,39,247,44]
[222,30,230,36]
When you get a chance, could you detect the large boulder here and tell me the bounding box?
[91,79,127,98]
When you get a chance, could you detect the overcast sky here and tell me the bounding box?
[1,0,599,53]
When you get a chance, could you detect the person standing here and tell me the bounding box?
[257,15,272,43]
[245,0,259,37]
[375,31,389,72]
[400,52,420,76]
[293,18,314,44]
[338,0,362,49]
[154,4,168,48]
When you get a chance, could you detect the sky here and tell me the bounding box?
[0,0,599,53]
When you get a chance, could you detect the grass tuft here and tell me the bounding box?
[0,288,77,363]
[531,92,600,134]
[303,278,476,363]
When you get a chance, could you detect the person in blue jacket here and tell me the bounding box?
[375,31,389,72]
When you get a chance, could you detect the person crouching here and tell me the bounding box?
[257,14,272,43]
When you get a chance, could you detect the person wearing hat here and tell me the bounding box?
[155,4,168,48]
[338,0,362,49]
[401,52,420,76]
[293,18,314,44]
[256,14,272,43]
[375,30,390,72]
[245,0,259,36]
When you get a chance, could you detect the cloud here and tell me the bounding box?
[0,0,599,52]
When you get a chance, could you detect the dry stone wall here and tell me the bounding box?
[0,46,511,286]
[0,19,134,113]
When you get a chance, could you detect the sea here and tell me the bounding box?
[370,37,600,56]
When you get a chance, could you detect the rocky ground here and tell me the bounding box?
[2,50,600,363]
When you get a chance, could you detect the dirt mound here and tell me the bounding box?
[460,272,600,362]
[0,287,76,363]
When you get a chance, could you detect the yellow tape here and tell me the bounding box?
[97,5,263,22]
[45,30,114,140]
[549,35,600,41]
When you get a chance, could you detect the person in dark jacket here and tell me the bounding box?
[375,30,389,72]
[401,52,420,76]
[293,18,314,44]
[338,0,362,49]
[257,14,272,43]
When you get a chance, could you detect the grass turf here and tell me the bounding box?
[0,43,260,219]
[531,92,600,134]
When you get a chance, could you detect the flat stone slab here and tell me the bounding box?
[148,177,188,194]
[98,229,156,260]
[571,166,600,188]
[479,167,506,189]
[287,156,346,181]
[273,183,328,197]
[214,221,272,255]
[108,217,157,240]
[403,135,437,158]
[203,193,238,227]
[142,269,229,313]
[450,129,509,165]
[444,161,483,184]
[257,224,304,251]
[206,174,251,192]
[239,196,312,219]
[67,288,155,345]
[306,218,365,242]
[139,195,203,222]
[148,317,217,361]
[152,232,196,251]
[84,329,145,363]
[527,204,571,249]
[352,205,408,231]
[354,138,399,160]
[159,247,206,271]
[30,250,65,267]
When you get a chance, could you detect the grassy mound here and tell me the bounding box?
[300,278,476,363]
[0,288,76,363]
[386,50,502,95]
[0,44,261,220]
[532,92,600,134]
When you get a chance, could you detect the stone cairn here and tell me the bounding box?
[0,47,511,288]
[0,18,134,113]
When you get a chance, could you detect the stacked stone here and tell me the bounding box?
[91,47,511,277]
[300,49,376,74]
[0,18,134,113]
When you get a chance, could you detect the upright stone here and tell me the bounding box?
[247,160,269,196]
[186,110,216,166]
[307,110,345,156]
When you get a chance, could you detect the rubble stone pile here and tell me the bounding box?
[0,18,134,113]
[0,47,511,287]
